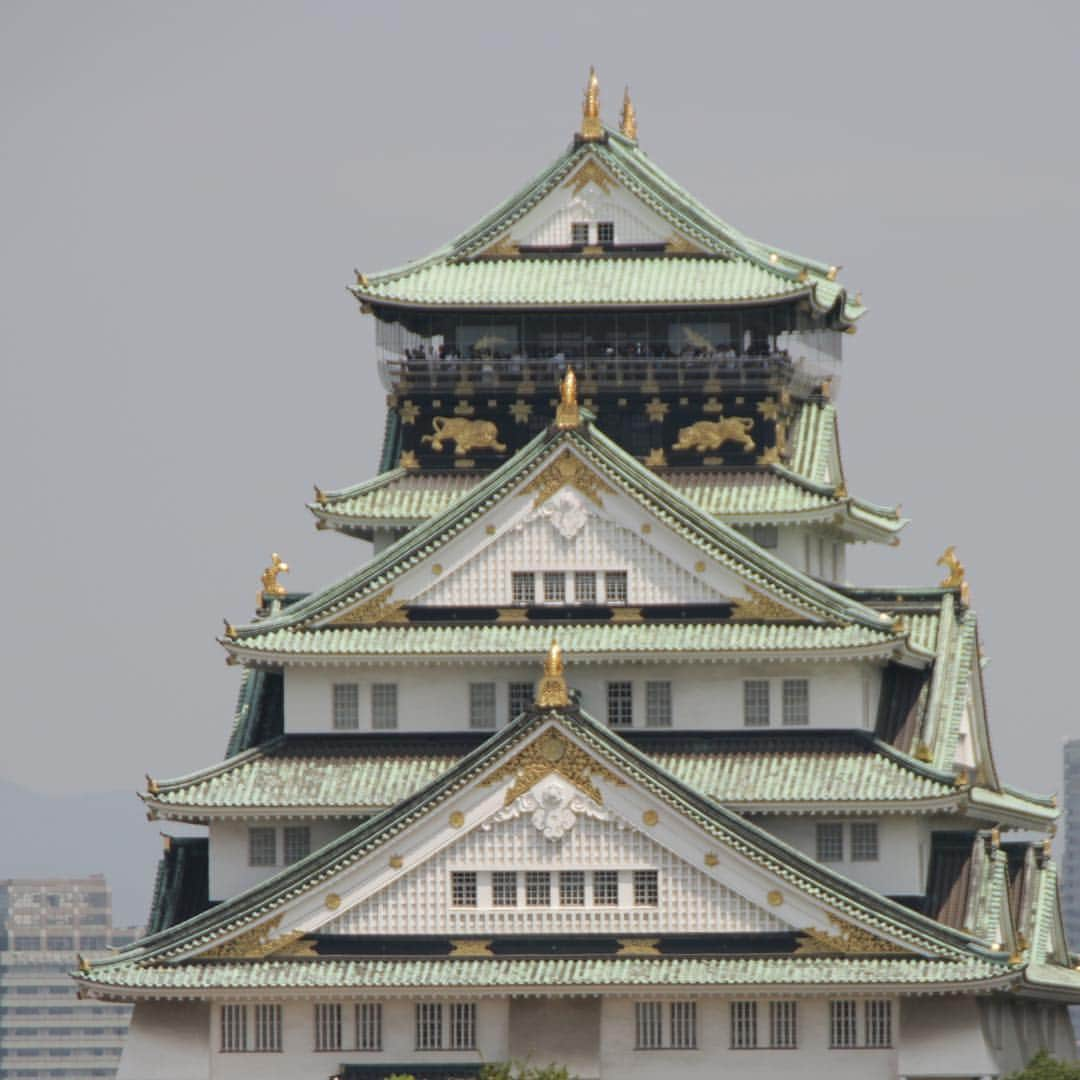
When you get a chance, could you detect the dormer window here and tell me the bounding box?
[597,221,614,244]
[571,222,589,244]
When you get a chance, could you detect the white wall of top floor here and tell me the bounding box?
[282,661,882,735]
[116,992,1075,1080]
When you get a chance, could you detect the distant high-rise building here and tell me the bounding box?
[1065,740,1080,950]
[0,876,139,1079]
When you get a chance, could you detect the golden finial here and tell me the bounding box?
[555,366,581,429]
[313,484,327,505]
[536,639,570,709]
[581,67,602,141]
[259,553,289,608]
[77,954,90,974]
[223,618,236,638]
[937,545,970,605]
[145,774,159,795]
[620,86,638,141]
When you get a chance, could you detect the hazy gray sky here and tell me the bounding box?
[2,1,1078,811]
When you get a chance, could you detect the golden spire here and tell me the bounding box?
[259,553,289,608]
[937,545,970,605]
[581,66,602,141]
[537,639,570,708]
[620,86,638,141]
[555,366,581,429]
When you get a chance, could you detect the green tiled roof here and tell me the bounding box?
[786,402,836,486]
[967,787,1056,823]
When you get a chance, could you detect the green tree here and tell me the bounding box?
[479,1062,575,1080]
[1005,1049,1080,1080]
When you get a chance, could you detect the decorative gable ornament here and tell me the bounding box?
[536,488,591,540]
[521,450,614,509]
[485,775,617,841]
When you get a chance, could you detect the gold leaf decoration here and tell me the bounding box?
[480,234,520,258]
[198,914,308,960]
[330,588,408,628]
[665,233,704,256]
[795,914,909,956]
[616,938,661,956]
[449,939,494,957]
[564,158,615,196]
[729,587,805,622]
[520,450,615,509]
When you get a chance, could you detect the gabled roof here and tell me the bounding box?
[350,129,864,323]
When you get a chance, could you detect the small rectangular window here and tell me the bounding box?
[830,1000,858,1048]
[508,682,534,722]
[371,683,398,730]
[283,826,311,865]
[314,1003,342,1052]
[645,681,672,727]
[525,871,551,906]
[593,870,618,906]
[248,827,276,867]
[254,1004,282,1053]
[782,679,809,726]
[574,571,597,604]
[605,571,628,604]
[355,1003,382,1051]
[512,571,535,606]
[745,524,779,548]
[597,221,615,245]
[816,823,844,863]
[770,1001,797,1049]
[865,1000,891,1047]
[220,1004,247,1053]
[571,222,589,244]
[449,1002,476,1049]
[670,1002,697,1049]
[635,1001,663,1049]
[543,572,566,604]
[560,871,585,906]
[469,683,497,730]
[731,1001,757,1049]
[743,680,770,727]
[607,682,634,727]
[633,870,659,906]
[492,871,518,907]
[416,1003,443,1050]
[332,683,360,729]
[850,822,879,862]
[451,871,477,907]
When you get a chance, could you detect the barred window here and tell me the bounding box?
[492,871,518,907]
[449,1002,476,1049]
[371,683,398,730]
[669,1001,697,1049]
[635,1001,663,1049]
[605,571,628,604]
[594,870,618,905]
[248,827,276,867]
[469,683,497,729]
[571,222,590,244]
[314,1003,342,1052]
[283,826,311,865]
[850,822,879,862]
[508,682,534,722]
[220,1005,247,1052]
[731,1001,757,1049]
[355,1003,382,1051]
[865,1000,891,1047]
[45,936,73,950]
[597,221,615,245]
[525,871,551,906]
[543,572,566,604]
[769,1001,797,1049]
[560,871,585,906]
[743,680,770,727]
[607,682,634,727]
[451,872,478,908]
[574,571,597,604]
[633,870,659,906]
[13,936,41,950]
[511,571,535,606]
[416,1003,443,1050]
[816,823,844,863]
[829,1000,858,1048]
[645,681,672,727]
[332,683,360,729]
[782,678,809,725]
[254,1004,281,1052]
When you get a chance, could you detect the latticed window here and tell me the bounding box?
[332,683,360,729]
[525,871,551,906]
[571,222,589,244]
[416,1003,442,1050]
[469,683,497,729]
[355,1003,382,1051]
[597,221,615,245]
[829,1000,858,1048]
[816,823,844,863]
[605,571,628,604]
[865,1000,891,1047]
[511,571,535,605]
[635,1002,663,1049]
[851,822,879,862]
[543,572,566,603]
[508,682,534,722]
[248,828,275,867]
[371,683,398,730]
[283,826,310,865]
[607,682,633,727]
[559,871,585,906]
[492,871,518,907]
[254,1004,281,1052]
[314,1004,342,1051]
[782,679,809,725]
[451,872,477,907]
[449,1003,476,1049]
[669,1002,697,1049]
[769,1001,797,1048]
[743,680,770,727]
[574,571,597,604]
[633,870,659,906]
[220,1005,247,1052]
[593,870,618,905]
[731,1001,757,1048]
[645,681,672,727]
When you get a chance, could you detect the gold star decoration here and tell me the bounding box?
[645,397,669,423]
[509,399,533,424]
[398,400,420,425]
[756,397,780,421]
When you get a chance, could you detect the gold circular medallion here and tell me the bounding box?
[642,810,659,827]
[432,564,443,575]
[767,890,783,907]
[485,525,496,536]
[641,523,652,534]
[325,893,341,911]
[540,731,566,763]
[389,855,403,869]
[704,852,719,867]
[694,561,706,573]
[450,811,465,828]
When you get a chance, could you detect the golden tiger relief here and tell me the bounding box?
[672,417,756,453]
[421,416,507,456]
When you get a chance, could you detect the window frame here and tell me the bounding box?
[781,678,810,726]
[542,571,566,604]
[371,683,398,730]
[469,682,497,730]
[282,825,311,865]
[816,822,844,863]
[850,821,880,862]
[508,682,534,722]
[247,827,276,867]
[220,1004,248,1053]
[355,1002,382,1052]
[769,1001,798,1049]
[743,679,771,727]
[253,1003,282,1053]
[525,870,552,907]
[593,870,618,906]
[632,869,659,907]
[332,682,360,730]
[604,570,628,605]
[511,571,535,606]
[574,571,597,604]
[731,1000,758,1049]
[607,681,634,728]
[645,680,673,727]
[314,1003,343,1052]
[450,871,478,908]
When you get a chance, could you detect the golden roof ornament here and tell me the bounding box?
[581,66,602,141]
[620,86,638,141]
[937,545,970,605]
[259,553,289,607]
[555,366,581,429]
[537,639,570,708]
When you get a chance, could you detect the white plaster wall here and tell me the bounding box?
[898,996,1000,1077]
[118,1001,209,1080]
[757,815,930,896]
